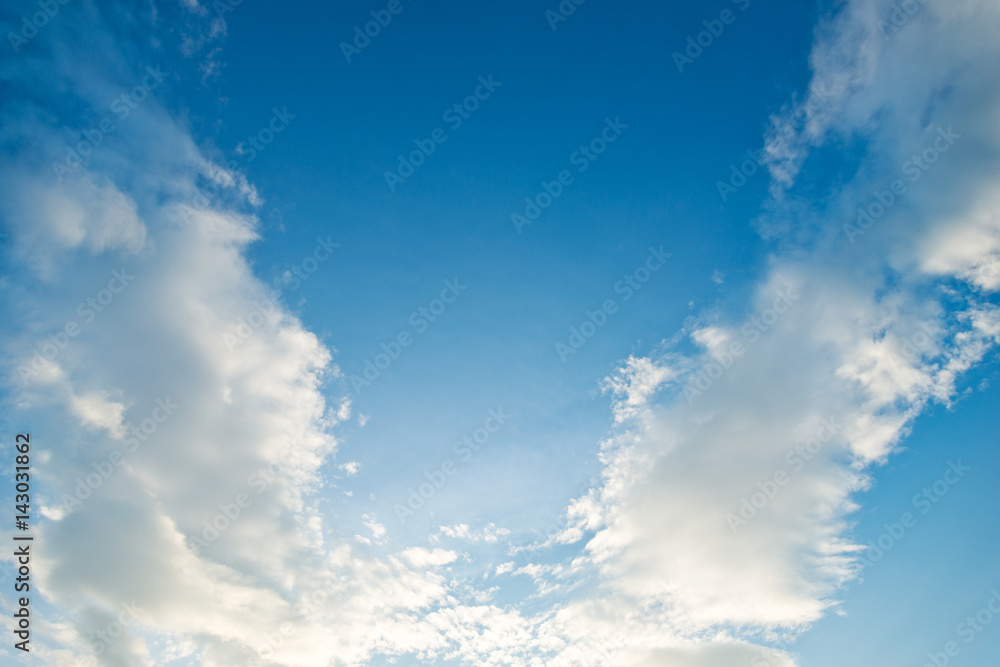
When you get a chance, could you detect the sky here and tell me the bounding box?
[1,0,999,665]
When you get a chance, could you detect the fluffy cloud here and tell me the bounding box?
[514,0,1000,663]
[0,4,481,666]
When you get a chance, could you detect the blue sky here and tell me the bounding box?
[1,0,1000,665]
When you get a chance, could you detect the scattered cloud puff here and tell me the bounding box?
[601,355,678,425]
[67,391,127,438]
[432,523,511,545]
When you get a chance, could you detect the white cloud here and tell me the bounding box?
[504,0,1000,662]
[68,391,127,438]
[0,6,499,665]
[601,356,678,424]
[0,172,146,281]
[433,523,511,545]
